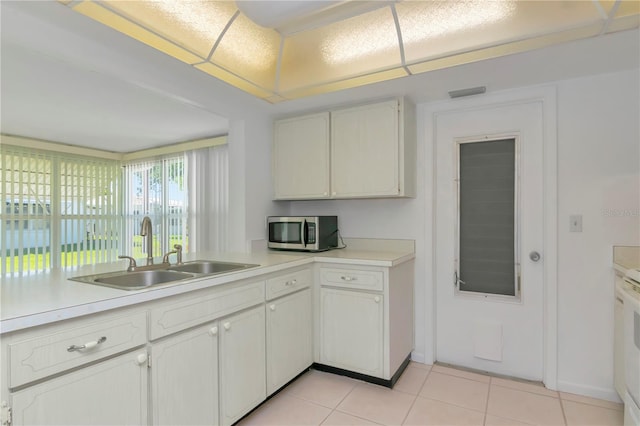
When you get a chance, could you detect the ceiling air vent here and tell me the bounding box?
[448,86,487,99]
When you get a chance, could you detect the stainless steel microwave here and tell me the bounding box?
[267,216,338,252]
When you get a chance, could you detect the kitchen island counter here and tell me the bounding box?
[1,239,414,334]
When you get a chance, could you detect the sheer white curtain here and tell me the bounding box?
[186,145,228,252]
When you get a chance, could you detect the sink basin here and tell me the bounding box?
[71,270,195,290]
[168,260,259,275]
[71,260,260,291]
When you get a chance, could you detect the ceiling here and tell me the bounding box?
[60,0,639,103]
[1,1,639,152]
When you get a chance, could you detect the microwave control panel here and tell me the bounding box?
[306,223,316,244]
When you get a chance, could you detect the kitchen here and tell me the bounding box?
[1,1,639,425]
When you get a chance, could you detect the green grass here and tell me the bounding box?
[3,236,187,274]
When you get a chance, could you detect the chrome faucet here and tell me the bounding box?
[162,244,183,265]
[140,216,153,265]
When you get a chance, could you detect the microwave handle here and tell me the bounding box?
[301,219,307,248]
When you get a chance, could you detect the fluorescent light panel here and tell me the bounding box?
[63,0,639,102]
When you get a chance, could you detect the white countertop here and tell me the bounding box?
[613,246,640,274]
[1,239,414,334]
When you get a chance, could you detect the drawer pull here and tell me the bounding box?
[340,276,357,282]
[67,336,107,352]
[285,279,297,286]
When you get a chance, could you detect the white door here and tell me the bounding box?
[219,305,266,426]
[273,112,330,199]
[152,323,219,426]
[320,287,383,377]
[266,288,313,395]
[331,100,399,198]
[435,99,546,381]
[11,351,148,425]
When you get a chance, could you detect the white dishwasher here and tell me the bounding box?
[623,269,640,426]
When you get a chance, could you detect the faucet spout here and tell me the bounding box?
[140,216,153,265]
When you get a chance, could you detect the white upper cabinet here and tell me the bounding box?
[273,112,330,199]
[272,98,416,200]
[331,100,400,198]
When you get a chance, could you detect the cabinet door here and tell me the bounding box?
[219,305,266,426]
[266,289,312,395]
[152,323,219,426]
[273,112,330,199]
[320,288,383,377]
[11,350,148,426]
[331,100,399,198]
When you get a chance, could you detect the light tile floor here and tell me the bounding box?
[237,362,624,426]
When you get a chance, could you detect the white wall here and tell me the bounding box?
[228,114,289,252]
[286,67,639,400]
[556,69,640,400]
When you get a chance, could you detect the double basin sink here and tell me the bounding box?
[71,260,260,291]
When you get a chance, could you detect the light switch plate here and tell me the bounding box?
[570,214,582,232]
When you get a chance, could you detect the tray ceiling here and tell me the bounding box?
[60,0,639,104]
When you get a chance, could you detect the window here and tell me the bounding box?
[123,155,187,259]
[1,145,122,276]
[122,145,229,258]
[2,140,228,276]
[455,138,519,297]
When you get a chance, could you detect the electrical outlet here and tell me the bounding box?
[570,214,582,232]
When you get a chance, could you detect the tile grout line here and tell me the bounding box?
[399,367,432,425]
[483,377,493,425]
[559,396,569,426]
[328,378,362,423]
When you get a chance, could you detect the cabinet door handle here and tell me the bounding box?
[223,322,231,331]
[374,296,380,303]
[67,336,107,352]
[136,353,148,366]
[270,304,276,311]
[209,326,219,336]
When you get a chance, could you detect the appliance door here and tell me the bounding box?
[623,277,640,419]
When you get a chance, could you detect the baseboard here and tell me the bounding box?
[557,380,623,403]
[410,351,426,364]
[313,354,411,388]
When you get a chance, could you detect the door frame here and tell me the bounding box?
[423,86,558,389]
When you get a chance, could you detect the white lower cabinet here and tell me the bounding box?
[266,288,313,395]
[219,305,266,426]
[1,260,415,424]
[320,287,384,377]
[10,350,148,425]
[151,323,219,426]
[317,262,414,384]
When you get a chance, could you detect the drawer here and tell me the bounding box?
[9,312,146,388]
[150,280,265,340]
[319,267,384,292]
[266,268,312,301]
